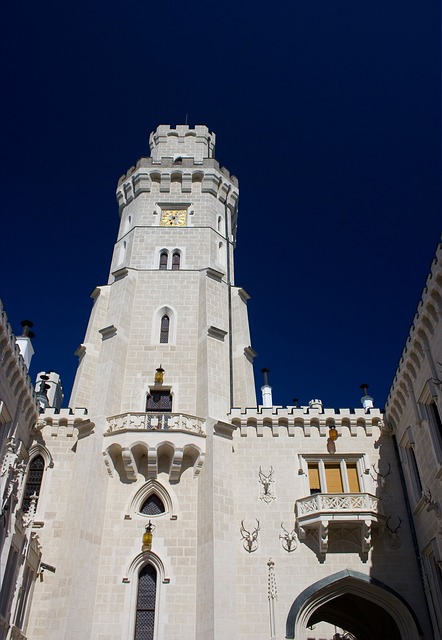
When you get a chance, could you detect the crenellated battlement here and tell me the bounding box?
[229,405,383,437]
[149,124,216,163]
[116,157,238,214]
[385,241,442,425]
[37,407,94,438]
[0,299,39,421]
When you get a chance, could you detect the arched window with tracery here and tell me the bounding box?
[22,455,44,512]
[140,494,165,516]
[171,251,180,271]
[159,252,168,270]
[135,564,157,640]
[160,315,169,344]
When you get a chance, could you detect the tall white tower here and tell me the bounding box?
[27,125,257,640]
[70,124,256,419]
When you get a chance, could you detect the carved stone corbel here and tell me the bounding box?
[319,521,329,554]
[121,448,137,481]
[361,520,372,553]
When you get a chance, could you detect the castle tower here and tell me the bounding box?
[22,126,432,640]
[70,124,256,420]
[26,125,257,640]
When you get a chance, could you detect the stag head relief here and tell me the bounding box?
[240,519,260,552]
[259,466,275,504]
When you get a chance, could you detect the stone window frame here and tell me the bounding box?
[20,444,53,520]
[422,539,442,636]
[135,564,157,640]
[0,544,20,621]
[298,454,369,496]
[124,552,168,640]
[154,247,185,271]
[127,480,175,521]
[398,426,424,508]
[159,250,168,270]
[418,385,442,476]
[14,563,36,631]
[151,305,177,346]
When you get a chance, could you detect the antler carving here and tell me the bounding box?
[423,488,441,518]
[371,462,391,489]
[240,519,260,552]
[386,515,402,534]
[279,522,298,552]
[259,466,275,503]
[385,515,402,549]
[259,466,274,495]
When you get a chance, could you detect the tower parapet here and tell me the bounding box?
[149,124,216,162]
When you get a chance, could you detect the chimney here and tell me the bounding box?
[36,371,64,410]
[16,320,35,369]
[36,374,50,411]
[261,368,273,407]
[360,383,374,412]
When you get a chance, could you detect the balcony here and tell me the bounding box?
[103,412,206,483]
[295,493,384,554]
[105,412,205,435]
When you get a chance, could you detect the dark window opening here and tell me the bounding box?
[146,391,172,412]
[22,455,44,512]
[135,564,157,640]
[430,402,442,438]
[172,252,180,271]
[160,315,169,344]
[409,446,423,494]
[159,252,168,270]
[140,494,165,516]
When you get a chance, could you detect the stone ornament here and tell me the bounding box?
[240,519,260,552]
[105,412,205,435]
[279,523,298,552]
[385,515,402,549]
[259,466,275,504]
[422,487,441,519]
[267,558,277,638]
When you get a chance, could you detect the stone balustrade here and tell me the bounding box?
[105,412,205,437]
[297,492,380,516]
[296,492,383,554]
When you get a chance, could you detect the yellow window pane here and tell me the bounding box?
[347,464,360,492]
[308,464,321,493]
[325,464,343,492]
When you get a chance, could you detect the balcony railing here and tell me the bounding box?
[295,493,383,554]
[105,412,205,436]
[297,492,380,517]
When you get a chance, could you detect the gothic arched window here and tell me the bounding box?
[22,455,44,512]
[159,315,169,344]
[140,494,165,516]
[171,251,180,271]
[159,252,168,270]
[135,564,157,640]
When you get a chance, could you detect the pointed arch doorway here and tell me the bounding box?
[286,570,422,640]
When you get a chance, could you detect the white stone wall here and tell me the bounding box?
[230,413,430,639]
[22,129,435,640]
[386,241,442,638]
[0,301,40,640]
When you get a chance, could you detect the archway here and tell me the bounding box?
[286,570,422,640]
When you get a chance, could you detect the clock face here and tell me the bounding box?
[160,209,187,227]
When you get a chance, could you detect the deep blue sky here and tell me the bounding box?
[1,1,440,410]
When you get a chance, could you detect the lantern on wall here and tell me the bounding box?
[142,521,156,552]
[154,366,164,385]
[328,426,338,441]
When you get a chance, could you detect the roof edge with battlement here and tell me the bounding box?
[0,299,39,419]
[385,240,442,418]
